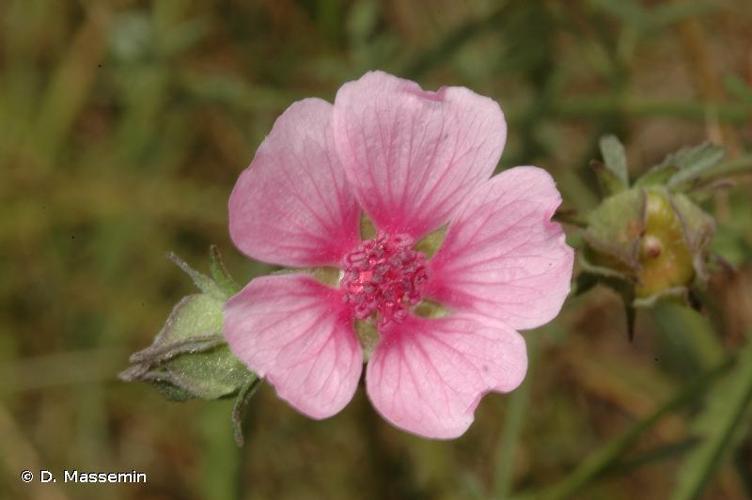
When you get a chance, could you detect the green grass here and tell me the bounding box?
[1,1,752,499]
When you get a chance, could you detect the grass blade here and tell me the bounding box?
[670,340,752,500]
[511,357,734,500]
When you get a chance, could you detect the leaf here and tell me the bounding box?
[598,135,629,192]
[591,160,627,197]
[663,143,725,189]
[635,162,680,187]
[671,340,752,500]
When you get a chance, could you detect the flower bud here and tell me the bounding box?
[635,189,696,299]
[581,138,720,320]
[119,249,259,445]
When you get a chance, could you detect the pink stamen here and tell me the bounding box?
[341,233,428,324]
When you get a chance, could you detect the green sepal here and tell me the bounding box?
[414,299,449,318]
[232,378,262,446]
[360,213,377,240]
[309,266,341,286]
[168,252,226,301]
[578,252,632,282]
[354,319,379,361]
[584,188,645,272]
[209,245,241,296]
[415,225,447,258]
[632,286,689,309]
[595,134,629,194]
[671,193,716,285]
[671,193,715,256]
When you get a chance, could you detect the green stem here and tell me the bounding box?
[605,438,699,476]
[200,400,245,500]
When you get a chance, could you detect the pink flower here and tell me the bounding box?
[224,71,573,439]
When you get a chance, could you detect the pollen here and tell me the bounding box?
[341,233,428,324]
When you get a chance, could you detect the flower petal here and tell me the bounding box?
[426,167,574,330]
[333,70,506,238]
[229,98,360,267]
[224,274,362,419]
[366,314,527,439]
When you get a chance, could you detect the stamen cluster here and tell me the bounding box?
[341,233,428,324]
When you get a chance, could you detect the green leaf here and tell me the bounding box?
[635,162,680,187]
[597,135,629,192]
[664,143,725,189]
[671,341,752,500]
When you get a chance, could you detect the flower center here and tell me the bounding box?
[341,233,428,324]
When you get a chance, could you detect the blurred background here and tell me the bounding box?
[1,0,752,499]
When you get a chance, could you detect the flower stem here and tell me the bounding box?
[199,400,245,500]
